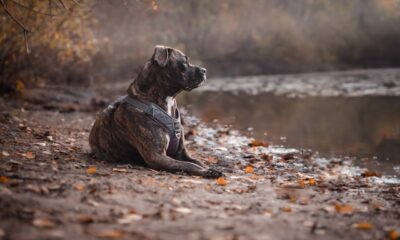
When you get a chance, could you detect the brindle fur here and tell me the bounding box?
[89,46,222,178]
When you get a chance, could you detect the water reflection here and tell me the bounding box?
[178,92,400,176]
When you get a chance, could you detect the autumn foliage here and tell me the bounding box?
[0,0,100,93]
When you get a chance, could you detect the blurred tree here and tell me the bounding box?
[0,0,100,93]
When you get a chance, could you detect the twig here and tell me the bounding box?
[10,0,62,17]
[57,0,67,10]
[0,0,32,33]
[23,29,30,54]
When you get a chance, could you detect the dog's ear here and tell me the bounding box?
[153,45,172,67]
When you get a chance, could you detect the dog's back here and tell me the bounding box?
[89,99,145,164]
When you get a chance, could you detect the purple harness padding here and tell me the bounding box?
[122,95,182,157]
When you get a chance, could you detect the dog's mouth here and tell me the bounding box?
[184,76,206,91]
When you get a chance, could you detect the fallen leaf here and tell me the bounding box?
[86,166,97,174]
[280,206,292,212]
[1,151,10,157]
[112,168,127,173]
[352,222,374,230]
[0,176,9,184]
[282,153,295,160]
[96,229,125,239]
[117,213,142,224]
[298,179,305,188]
[174,207,192,214]
[244,166,254,174]
[77,214,94,224]
[248,140,269,148]
[33,218,56,228]
[361,170,382,178]
[216,177,227,186]
[308,178,316,186]
[207,156,218,164]
[335,203,353,214]
[74,183,85,191]
[24,152,35,159]
[389,230,399,240]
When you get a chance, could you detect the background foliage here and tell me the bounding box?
[2,0,400,93]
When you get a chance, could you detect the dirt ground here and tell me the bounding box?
[0,86,399,240]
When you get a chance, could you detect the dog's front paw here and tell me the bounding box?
[203,168,223,179]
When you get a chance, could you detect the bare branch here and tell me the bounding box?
[57,0,67,10]
[23,29,30,54]
[10,0,62,17]
[1,0,32,33]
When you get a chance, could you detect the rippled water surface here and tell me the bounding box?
[179,92,400,176]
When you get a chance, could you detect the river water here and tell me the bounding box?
[179,91,400,177]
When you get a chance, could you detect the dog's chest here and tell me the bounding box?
[165,97,176,117]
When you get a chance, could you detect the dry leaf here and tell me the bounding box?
[96,229,125,239]
[86,166,97,174]
[33,218,56,228]
[389,230,399,240]
[1,151,10,157]
[74,183,85,191]
[352,222,374,230]
[174,207,192,214]
[244,166,254,174]
[298,179,305,188]
[207,156,218,164]
[0,176,9,184]
[361,170,382,178]
[335,203,353,214]
[117,213,142,224]
[308,178,315,186]
[249,140,269,148]
[25,152,35,159]
[77,214,94,224]
[280,206,292,212]
[216,177,227,186]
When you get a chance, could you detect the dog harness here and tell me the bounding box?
[122,95,182,157]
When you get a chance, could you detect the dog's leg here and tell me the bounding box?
[141,151,221,178]
[174,135,207,167]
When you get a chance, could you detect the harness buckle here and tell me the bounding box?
[144,105,155,117]
[173,122,181,138]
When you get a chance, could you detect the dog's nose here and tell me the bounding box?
[199,68,207,74]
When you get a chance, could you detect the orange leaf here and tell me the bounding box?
[86,166,97,174]
[244,166,254,174]
[298,179,305,188]
[361,170,382,178]
[389,230,399,240]
[77,214,94,224]
[335,203,353,214]
[216,177,227,186]
[25,152,35,159]
[207,156,218,164]
[308,178,315,186]
[96,229,125,239]
[280,206,292,212]
[248,140,269,148]
[0,176,9,184]
[353,222,374,230]
[74,183,85,191]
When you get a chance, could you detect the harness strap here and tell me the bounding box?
[122,95,182,156]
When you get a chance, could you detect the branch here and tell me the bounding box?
[1,0,32,33]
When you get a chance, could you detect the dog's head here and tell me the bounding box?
[151,45,207,91]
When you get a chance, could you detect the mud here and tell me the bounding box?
[0,73,400,240]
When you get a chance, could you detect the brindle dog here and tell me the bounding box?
[89,46,223,178]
